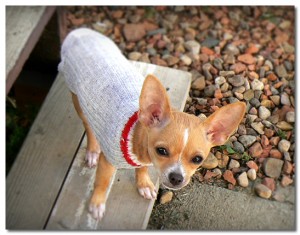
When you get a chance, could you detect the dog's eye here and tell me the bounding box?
[156,147,169,157]
[191,155,203,164]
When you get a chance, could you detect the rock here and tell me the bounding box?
[279,20,291,29]
[228,75,245,87]
[272,191,285,202]
[269,149,283,159]
[238,135,256,148]
[202,152,218,169]
[214,89,223,99]
[278,139,291,153]
[251,122,264,135]
[160,191,173,204]
[276,121,293,131]
[280,92,291,106]
[212,168,222,178]
[251,79,264,91]
[180,54,192,65]
[258,106,271,120]
[250,98,261,108]
[217,153,229,169]
[281,175,293,187]
[275,64,288,77]
[151,57,167,67]
[237,54,255,64]
[255,184,272,199]
[247,169,257,181]
[225,44,240,55]
[213,58,224,71]
[262,177,276,191]
[286,111,295,123]
[231,63,247,74]
[237,172,249,187]
[201,37,219,48]
[245,45,259,54]
[219,70,235,77]
[184,40,201,55]
[147,28,167,36]
[284,60,293,71]
[282,42,294,54]
[283,161,293,175]
[223,170,236,185]
[233,141,245,154]
[165,55,180,66]
[204,85,215,97]
[246,160,259,171]
[263,158,284,178]
[248,142,263,158]
[123,24,146,42]
[270,136,280,146]
[192,76,205,91]
[243,90,254,101]
[270,95,280,106]
[228,159,240,170]
[215,76,226,85]
[128,51,142,61]
[139,53,151,63]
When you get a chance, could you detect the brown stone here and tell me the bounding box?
[214,89,223,99]
[269,149,283,159]
[262,177,276,191]
[260,145,272,158]
[245,45,259,54]
[160,191,173,204]
[151,57,167,67]
[223,170,236,185]
[270,136,280,146]
[230,62,247,74]
[112,10,124,19]
[267,73,278,81]
[248,142,263,158]
[237,54,256,65]
[123,24,146,42]
[281,175,293,187]
[201,47,215,55]
[263,158,284,178]
[261,135,269,147]
[283,161,293,175]
[264,128,275,138]
[255,184,272,199]
[246,160,259,171]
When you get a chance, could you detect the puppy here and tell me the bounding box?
[59,28,246,220]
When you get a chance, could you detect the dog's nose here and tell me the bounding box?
[169,172,183,186]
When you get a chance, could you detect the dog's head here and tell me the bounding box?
[138,74,246,190]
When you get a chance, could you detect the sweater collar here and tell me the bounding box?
[120,111,143,167]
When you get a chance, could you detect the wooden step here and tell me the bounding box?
[6,61,191,230]
[6,6,56,94]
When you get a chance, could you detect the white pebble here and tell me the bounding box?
[247,168,257,181]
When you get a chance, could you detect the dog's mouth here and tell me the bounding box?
[161,180,188,191]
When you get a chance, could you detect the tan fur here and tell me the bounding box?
[71,74,246,220]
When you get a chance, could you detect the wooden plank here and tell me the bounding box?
[46,62,192,230]
[6,6,56,94]
[6,74,85,229]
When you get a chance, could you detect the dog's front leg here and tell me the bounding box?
[135,167,157,200]
[89,152,116,220]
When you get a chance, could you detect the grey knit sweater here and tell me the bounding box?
[58,28,149,169]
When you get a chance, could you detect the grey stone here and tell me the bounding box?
[251,79,264,91]
[251,122,265,135]
[184,40,201,55]
[275,64,288,77]
[238,135,256,148]
[249,98,261,108]
[202,37,220,48]
[204,85,215,97]
[213,58,224,71]
[278,139,291,153]
[233,141,245,153]
[263,158,284,178]
[228,75,245,87]
[258,106,271,120]
[286,111,295,123]
[280,92,291,106]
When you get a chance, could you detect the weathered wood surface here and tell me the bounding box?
[46,62,192,230]
[6,6,56,94]
[6,74,85,229]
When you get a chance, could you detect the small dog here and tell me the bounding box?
[59,28,246,220]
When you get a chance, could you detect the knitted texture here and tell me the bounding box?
[58,28,147,169]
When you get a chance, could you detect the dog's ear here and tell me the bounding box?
[139,74,172,128]
[203,102,246,147]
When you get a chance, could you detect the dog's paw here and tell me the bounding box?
[89,202,106,220]
[138,187,157,200]
[85,151,99,168]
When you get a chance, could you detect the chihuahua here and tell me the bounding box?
[59,28,246,220]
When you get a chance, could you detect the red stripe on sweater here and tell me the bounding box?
[120,111,141,167]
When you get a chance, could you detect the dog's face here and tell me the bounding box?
[139,75,246,190]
